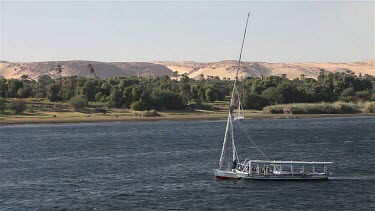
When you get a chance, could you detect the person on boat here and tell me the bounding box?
[238,164,242,171]
[232,159,237,170]
[268,167,272,173]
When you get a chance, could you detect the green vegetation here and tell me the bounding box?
[0,67,374,115]
[0,98,6,112]
[68,95,88,111]
[241,73,374,109]
[363,102,375,113]
[0,74,231,112]
[262,102,374,114]
[9,99,27,114]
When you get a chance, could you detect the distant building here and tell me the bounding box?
[319,69,325,77]
[300,74,306,80]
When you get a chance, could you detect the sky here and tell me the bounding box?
[0,0,374,63]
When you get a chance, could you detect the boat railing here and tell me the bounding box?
[236,158,331,177]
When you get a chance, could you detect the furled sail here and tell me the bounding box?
[219,98,239,170]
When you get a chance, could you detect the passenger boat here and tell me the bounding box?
[213,12,333,181]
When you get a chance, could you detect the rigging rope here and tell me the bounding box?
[235,120,270,160]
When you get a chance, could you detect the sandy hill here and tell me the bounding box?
[153,60,272,80]
[155,60,375,80]
[0,61,174,79]
[0,60,373,80]
[261,61,375,79]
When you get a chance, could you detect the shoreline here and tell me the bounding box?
[1,112,374,126]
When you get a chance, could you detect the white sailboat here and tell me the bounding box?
[213,12,333,181]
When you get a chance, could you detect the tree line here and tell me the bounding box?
[0,68,374,111]
[240,71,374,109]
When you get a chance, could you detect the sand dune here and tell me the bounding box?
[0,60,373,80]
[156,60,374,80]
[0,61,174,79]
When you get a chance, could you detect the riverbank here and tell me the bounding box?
[1,110,374,125]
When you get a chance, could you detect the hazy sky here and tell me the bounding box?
[1,0,374,62]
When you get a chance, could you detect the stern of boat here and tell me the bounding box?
[214,169,239,180]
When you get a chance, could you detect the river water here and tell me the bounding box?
[0,116,374,210]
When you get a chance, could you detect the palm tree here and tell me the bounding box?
[55,64,63,75]
[87,64,98,78]
[55,64,64,101]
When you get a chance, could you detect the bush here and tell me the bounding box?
[68,95,88,111]
[27,105,34,113]
[106,101,115,109]
[341,87,355,97]
[363,102,375,113]
[0,97,7,113]
[152,90,185,110]
[262,105,284,114]
[9,99,27,114]
[243,94,269,110]
[142,109,161,117]
[131,100,146,111]
[334,102,361,113]
[339,88,357,102]
[355,91,371,101]
[339,96,356,102]
[262,102,362,114]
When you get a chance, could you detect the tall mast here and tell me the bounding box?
[219,12,251,170]
[230,12,250,104]
[236,12,251,82]
[232,12,250,161]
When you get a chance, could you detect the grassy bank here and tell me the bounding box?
[1,109,374,125]
[262,102,375,114]
[1,99,374,125]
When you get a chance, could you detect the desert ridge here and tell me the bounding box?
[0,60,373,80]
[155,60,375,80]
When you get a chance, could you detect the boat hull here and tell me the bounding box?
[214,170,329,181]
[214,169,239,180]
[236,170,329,180]
[240,176,329,181]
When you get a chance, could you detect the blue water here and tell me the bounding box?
[0,116,374,210]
